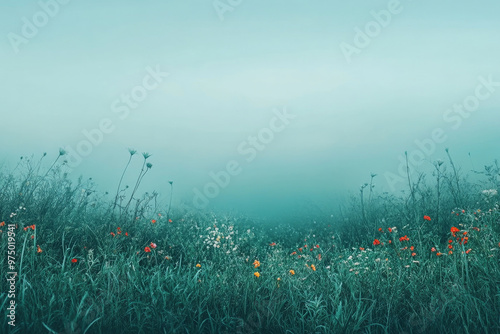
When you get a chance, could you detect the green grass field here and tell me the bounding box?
[1,151,499,333]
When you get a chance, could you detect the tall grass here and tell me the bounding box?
[0,151,499,333]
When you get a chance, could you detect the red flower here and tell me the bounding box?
[151,219,157,224]
[399,235,409,242]
[269,242,276,246]
[150,242,157,249]
[378,228,383,232]
[373,239,381,246]
[110,232,115,237]
[388,228,392,233]
[316,244,320,248]
[359,247,365,251]
[144,246,151,253]
[423,215,431,221]
[71,258,77,263]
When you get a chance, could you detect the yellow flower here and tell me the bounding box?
[196,263,201,268]
[254,272,260,278]
[253,260,260,268]
[289,270,295,275]
[311,264,316,271]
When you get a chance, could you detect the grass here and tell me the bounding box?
[0,151,499,334]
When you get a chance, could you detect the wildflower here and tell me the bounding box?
[448,251,453,255]
[410,246,414,251]
[298,248,303,252]
[71,258,77,263]
[399,235,409,242]
[0,221,4,227]
[165,256,171,260]
[31,235,34,239]
[196,263,201,268]
[254,272,260,278]
[473,227,480,231]
[448,244,453,249]
[431,247,436,252]
[311,264,316,271]
[450,227,460,236]
[310,248,313,252]
[253,260,260,268]
[388,227,392,232]
[388,240,392,244]
[125,232,129,236]
[436,252,443,256]
[317,254,322,260]
[359,247,365,251]
[151,219,157,224]
[448,239,453,243]
[291,251,297,255]
[117,227,121,231]
[30,224,35,230]
[423,215,431,221]
[378,228,383,232]
[269,242,276,246]
[466,249,472,254]
[24,227,28,231]
[411,252,416,257]
[168,219,173,223]
[144,246,151,253]
[37,245,42,253]
[110,232,115,237]
[289,270,295,275]
[316,244,320,248]
[373,239,381,246]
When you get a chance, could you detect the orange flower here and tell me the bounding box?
[0,221,5,227]
[399,235,409,242]
[450,226,460,236]
[30,224,35,230]
[423,215,431,221]
[168,219,173,223]
[253,260,260,268]
[144,246,151,253]
[465,249,471,254]
[37,245,42,253]
[388,240,392,244]
[310,264,316,271]
[373,239,381,246]
[411,252,416,257]
[254,272,260,278]
[298,248,303,252]
[289,270,295,275]
[436,252,442,256]
[165,256,171,260]
[110,232,115,237]
[291,251,297,255]
[151,219,157,224]
[410,246,414,251]
[359,247,365,251]
[196,263,201,268]
[71,258,77,263]
[117,227,121,231]
[269,242,276,246]
[448,251,453,255]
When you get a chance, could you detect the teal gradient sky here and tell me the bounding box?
[1,1,499,218]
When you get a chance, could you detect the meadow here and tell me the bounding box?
[0,150,499,334]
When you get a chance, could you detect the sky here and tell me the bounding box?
[1,0,499,219]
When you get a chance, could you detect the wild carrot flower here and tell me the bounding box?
[144,246,151,253]
[254,272,260,278]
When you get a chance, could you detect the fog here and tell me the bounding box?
[1,0,499,219]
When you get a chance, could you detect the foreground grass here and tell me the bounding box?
[0,152,499,333]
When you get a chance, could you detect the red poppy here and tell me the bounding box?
[399,235,409,242]
[373,239,381,246]
[71,258,77,263]
[144,246,151,253]
[151,219,157,224]
[450,227,460,236]
[388,228,392,233]
[423,215,431,221]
